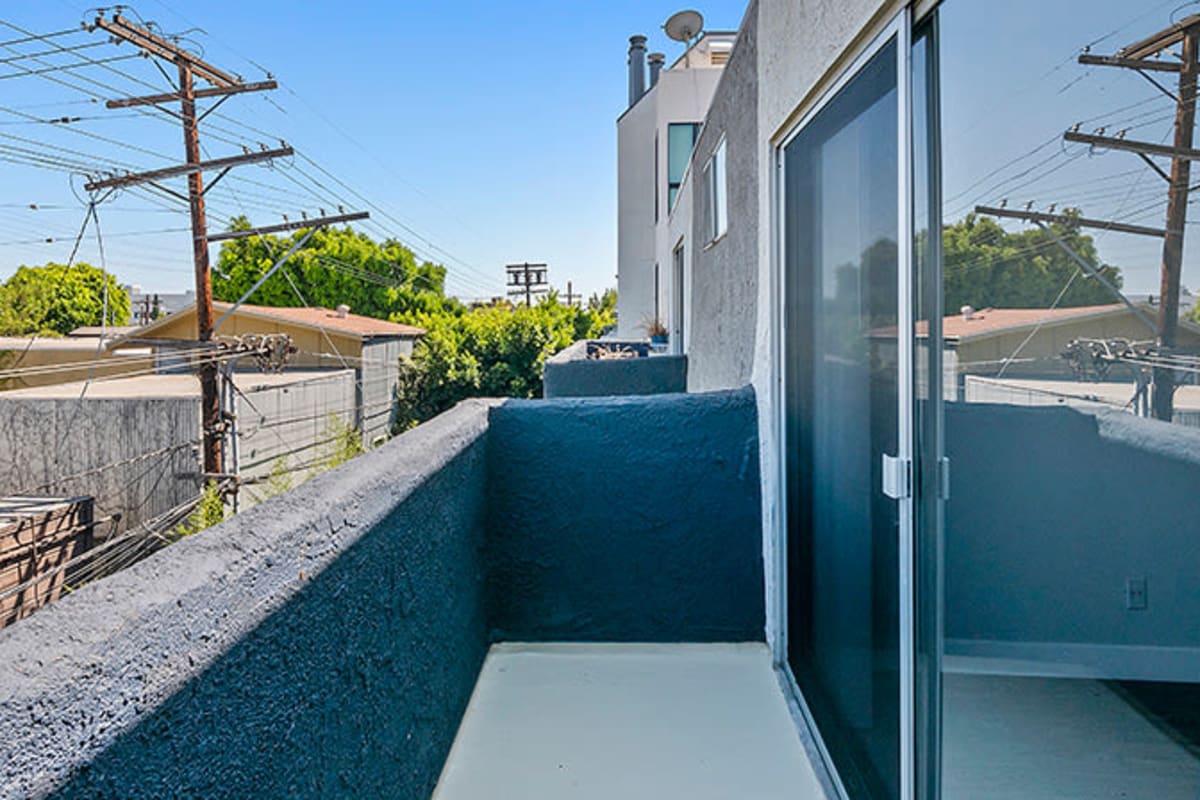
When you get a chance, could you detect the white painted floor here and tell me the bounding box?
[433,643,826,800]
[943,673,1200,799]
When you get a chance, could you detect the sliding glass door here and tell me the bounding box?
[782,25,911,800]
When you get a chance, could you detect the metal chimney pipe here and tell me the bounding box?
[628,35,647,108]
[648,52,665,88]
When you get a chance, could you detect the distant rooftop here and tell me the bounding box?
[940,304,1132,341]
[215,303,425,339]
[666,30,739,71]
[108,302,424,346]
[67,325,141,338]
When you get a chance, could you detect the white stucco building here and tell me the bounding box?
[615,29,735,339]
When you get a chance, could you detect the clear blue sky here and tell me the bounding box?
[1,0,1194,303]
[940,0,1200,298]
[0,0,749,302]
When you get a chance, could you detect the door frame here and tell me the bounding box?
[769,8,916,800]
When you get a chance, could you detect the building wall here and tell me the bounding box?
[0,397,199,535]
[233,371,358,501]
[616,89,658,338]
[360,338,410,444]
[487,388,765,643]
[685,2,760,392]
[617,65,726,338]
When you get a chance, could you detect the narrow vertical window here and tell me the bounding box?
[704,139,728,243]
[667,122,700,209]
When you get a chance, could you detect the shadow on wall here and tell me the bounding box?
[487,389,764,641]
[42,439,492,800]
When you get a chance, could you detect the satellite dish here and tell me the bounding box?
[664,9,704,43]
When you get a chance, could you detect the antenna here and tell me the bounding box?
[664,9,704,66]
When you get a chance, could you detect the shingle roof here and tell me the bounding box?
[215,303,424,339]
[107,302,424,347]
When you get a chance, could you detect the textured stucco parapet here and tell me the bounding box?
[0,399,495,800]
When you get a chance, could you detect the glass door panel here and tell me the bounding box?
[784,37,903,800]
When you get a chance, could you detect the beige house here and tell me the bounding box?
[937,304,1200,395]
[111,302,424,444]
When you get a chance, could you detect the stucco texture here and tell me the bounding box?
[687,1,760,393]
[487,388,765,642]
[0,401,494,800]
[0,389,768,799]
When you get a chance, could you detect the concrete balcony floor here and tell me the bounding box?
[433,643,825,799]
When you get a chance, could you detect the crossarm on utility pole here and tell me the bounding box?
[207,211,370,243]
[1032,221,1158,336]
[83,147,293,192]
[974,205,1166,238]
[105,80,278,109]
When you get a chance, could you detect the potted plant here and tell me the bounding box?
[645,318,669,347]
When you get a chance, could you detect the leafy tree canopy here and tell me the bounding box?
[0,262,130,336]
[943,213,1123,312]
[393,295,617,428]
[212,217,458,319]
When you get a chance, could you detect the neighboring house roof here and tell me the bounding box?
[925,303,1200,343]
[107,302,424,347]
[67,326,141,338]
[0,335,147,352]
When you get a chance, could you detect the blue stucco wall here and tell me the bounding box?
[0,401,494,800]
[543,340,689,398]
[486,388,765,642]
[0,389,769,799]
[945,403,1200,679]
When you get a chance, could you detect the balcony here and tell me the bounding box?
[1,385,1198,799]
[0,388,828,799]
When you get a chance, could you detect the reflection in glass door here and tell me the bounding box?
[782,32,909,800]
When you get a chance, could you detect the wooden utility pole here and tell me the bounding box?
[562,281,581,307]
[178,63,222,476]
[1156,26,1198,420]
[505,262,548,307]
[88,13,283,477]
[1063,15,1200,421]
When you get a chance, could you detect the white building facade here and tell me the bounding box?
[615,30,735,339]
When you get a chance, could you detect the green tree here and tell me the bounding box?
[943,213,1123,311]
[211,217,456,319]
[394,295,616,428]
[0,262,130,336]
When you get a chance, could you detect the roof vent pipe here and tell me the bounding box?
[648,52,665,88]
[961,305,975,321]
[336,304,350,318]
[628,35,647,108]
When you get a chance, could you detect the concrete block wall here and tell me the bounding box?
[0,397,199,534]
